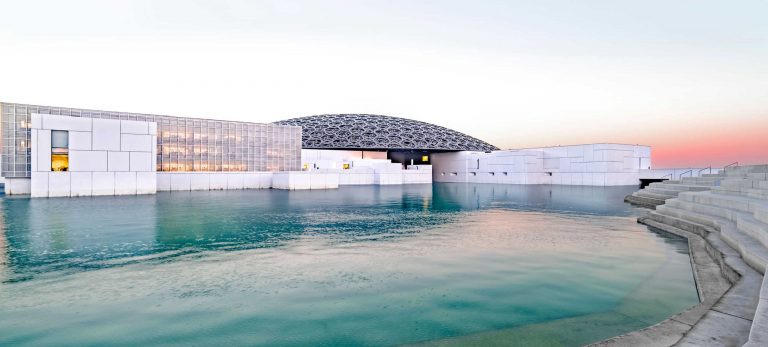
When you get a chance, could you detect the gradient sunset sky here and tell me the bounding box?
[0,1,765,168]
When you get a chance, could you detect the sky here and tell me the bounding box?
[0,0,766,168]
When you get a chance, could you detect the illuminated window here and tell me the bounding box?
[421,155,429,162]
[51,130,69,171]
[342,163,350,169]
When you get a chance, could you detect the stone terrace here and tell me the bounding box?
[614,165,768,346]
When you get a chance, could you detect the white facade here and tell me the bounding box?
[432,144,651,186]
[300,149,432,187]
[30,114,157,197]
[157,172,273,191]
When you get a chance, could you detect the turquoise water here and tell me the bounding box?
[0,184,698,346]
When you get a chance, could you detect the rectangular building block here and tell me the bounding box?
[115,172,137,195]
[227,174,245,190]
[69,131,92,150]
[156,173,171,191]
[208,174,226,190]
[92,172,115,195]
[129,152,152,172]
[42,114,92,132]
[48,172,71,197]
[92,118,121,151]
[69,151,108,172]
[30,172,49,198]
[37,129,51,172]
[170,174,191,191]
[120,120,149,135]
[120,134,152,152]
[108,152,130,171]
[70,172,93,196]
[191,174,211,190]
[136,172,157,194]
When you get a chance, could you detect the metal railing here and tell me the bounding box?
[698,166,712,175]
[723,162,739,172]
[679,170,693,180]
[661,173,673,180]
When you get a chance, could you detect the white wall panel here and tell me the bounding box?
[209,174,227,190]
[227,174,245,190]
[115,172,137,195]
[129,152,152,172]
[30,172,48,197]
[92,172,115,195]
[191,174,211,190]
[69,131,92,150]
[48,172,71,197]
[31,113,42,129]
[69,151,107,172]
[108,152,130,171]
[31,129,38,172]
[70,172,92,196]
[120,120,149,135]
[37,129,51,172]
[136,172,157,194]
[92,119,121,151]
[42,114,92,132]
[156,173,171,191]
[170,174,191,191]
[121,134,152,152]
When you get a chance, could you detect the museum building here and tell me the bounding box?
[0,102,651,198]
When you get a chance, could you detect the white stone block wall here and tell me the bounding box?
[272,171,340,190]
[432,144,651,186]
[30,114,157,197]
[156,172,274,191]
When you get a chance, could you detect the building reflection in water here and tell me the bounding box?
[0,183,641,282]
[0,200,7,284]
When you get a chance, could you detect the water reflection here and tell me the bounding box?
[0,202,7,284]
[1,184,639,282]
[0,184,697,347]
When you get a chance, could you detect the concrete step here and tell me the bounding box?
[663,199,734,225]
[656,204,720,230]
[648,182,711,192]
[760,181,768,190]
[747,172,768,180]
[682,176,723,184]
[719,219,768,274]
[701,173,725,178]
[737,213,768,250]
[756,208,768,225]
[679,191,768,215]
[624,194,665,208]
[659,205,768,273]
[647,208,715,238]
[648,187,686,196]
[632,189,677,200]
[713,186,768,199]
[745,276,768,346]
[725,165,768,177]
[721,178,763,189]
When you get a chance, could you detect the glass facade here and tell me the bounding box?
[1,103,301,178]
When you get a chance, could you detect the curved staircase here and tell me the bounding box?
[625,174,725,208]
[634,165,768,346]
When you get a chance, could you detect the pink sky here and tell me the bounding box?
[0,1,766,169]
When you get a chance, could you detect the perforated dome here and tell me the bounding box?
[274,114,498,151]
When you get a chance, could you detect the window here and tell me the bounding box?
[421,155,429,162]
[51,130,68,171]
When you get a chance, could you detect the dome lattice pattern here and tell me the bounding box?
[274,114,498,151]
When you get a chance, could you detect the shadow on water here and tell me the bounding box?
[0,184,644,282]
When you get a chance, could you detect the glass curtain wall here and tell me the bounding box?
[0,103,301,178]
